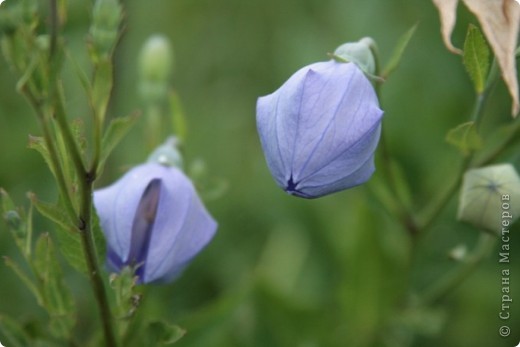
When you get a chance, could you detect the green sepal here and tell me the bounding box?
[34,233,76,339]
[445,121,483,155]
[463,24,490,94]
[98,113,140,174]
[110,267,140,320]
[0,315,32,347]
[382,23,417,79]
[329,53,384,83]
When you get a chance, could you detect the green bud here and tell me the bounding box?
[333,37,377,76]
[457,164,520,234]
[147,136,183,169]
[89,0,122,60]
[138,35,174,103]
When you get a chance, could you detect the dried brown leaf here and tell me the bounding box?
[432,0,520,116]
[432,0,463,54]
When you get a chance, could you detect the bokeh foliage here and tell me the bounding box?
[1,0,519,346]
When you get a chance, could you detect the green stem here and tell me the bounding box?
[475,118,520,167]
[417,69,494,232]
[47,2,117,345]
[21,87,77,223]
[78,174,118,347]
[418,232,497,305]
[370,41,418,236]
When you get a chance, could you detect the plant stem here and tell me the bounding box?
[21,87,77,223]
[48,1,117,345]
[475,117,520,167]
[78,173,118,347]
[418,232,497,305]
[417,76,493,232]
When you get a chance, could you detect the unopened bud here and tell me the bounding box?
[89,0,122,60]
[147,136,183,169]
[333,37,377,76]
[458,164,520,234]
[138,35,173,103]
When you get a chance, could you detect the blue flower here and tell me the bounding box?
[94,163,217,283]
[256,60,383,198]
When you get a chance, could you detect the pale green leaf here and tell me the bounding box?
[98,113,140,174]
[27,135,57,179]
[144,321,186,345]
[382,24,417,78]
[92,59,113,124]
[445,121,483,155]
[463,24,490,93]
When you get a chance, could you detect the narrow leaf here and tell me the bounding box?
[3,256,43,306]
[463,24,490,93]
[34,233,76,339]
[92,59,114,124]
[98,113,140,173]
[27,135,57,179]
[144,321,186,345]
[382,24,418,78]
[445,121,483,155]
[28,193,88,274]
[28,193,74,233]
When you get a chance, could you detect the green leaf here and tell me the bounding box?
[28,135,57,179]
[463,24,490,94]
[98,112,140,173]
[143,321,186,345]
[0,315,32,347]
[92,59,114,125]
[382,23,417,79]
[28,193,74,232]
[34,233,76,339]
[446,121,483,155]
[3,256,44,306]
[29,193,88,274]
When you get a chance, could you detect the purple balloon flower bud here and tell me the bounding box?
[256,60,383,198]
[94,163,217,283]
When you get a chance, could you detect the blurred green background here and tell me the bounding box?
[1,0,519,346]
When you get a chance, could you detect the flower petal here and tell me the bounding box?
[142,165,217,283]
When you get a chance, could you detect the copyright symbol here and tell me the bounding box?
[499,325,510,337]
